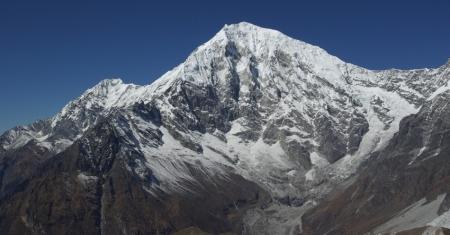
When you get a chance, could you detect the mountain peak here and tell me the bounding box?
[95,78,124,87]
[216,21,289,43]
[221,21,273,33]
[82,78,128,97]
[223,21,257,28]
[179,22,349,90]
[200,22,292,50]
[192,21,336,65]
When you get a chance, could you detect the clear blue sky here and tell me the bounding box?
[1,0,449,133]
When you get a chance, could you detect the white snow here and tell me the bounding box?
[428,208,450,229]
[309,152,329,167]
[333,87,418,178]
[373,194,447,234]
[428,80,450,101]
[305,169,316,181]
[77,172,98,186]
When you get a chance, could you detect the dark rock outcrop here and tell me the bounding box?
[0,120,270,235]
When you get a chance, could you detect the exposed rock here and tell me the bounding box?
[302,91,450,235]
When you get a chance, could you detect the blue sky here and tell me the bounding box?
[1,0,449,133]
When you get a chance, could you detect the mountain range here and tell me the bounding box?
[1,22,450,235]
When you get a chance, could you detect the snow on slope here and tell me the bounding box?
[373,194,447,234]
[429,207,450,229]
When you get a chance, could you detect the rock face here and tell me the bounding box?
[302,91,450,235]
[0,22,450,234]
[0,119,269,235]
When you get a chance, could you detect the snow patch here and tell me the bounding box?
[428,80,450,101]
[428,208,450,229]
[77,172,98,186]
[373,194,447,234]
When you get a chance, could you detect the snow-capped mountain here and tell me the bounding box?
[0,22,449,235]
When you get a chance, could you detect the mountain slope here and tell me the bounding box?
[0,22,449,234]
[302,89,450,235]
[0,119,268,235]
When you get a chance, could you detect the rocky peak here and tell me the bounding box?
[51,78,146,132]
[75,78,140,109]
[84,78,125,96]
[186,22,347,87]
[439,58,450,74]
[214,22,335,61]
[445,58,450,67]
